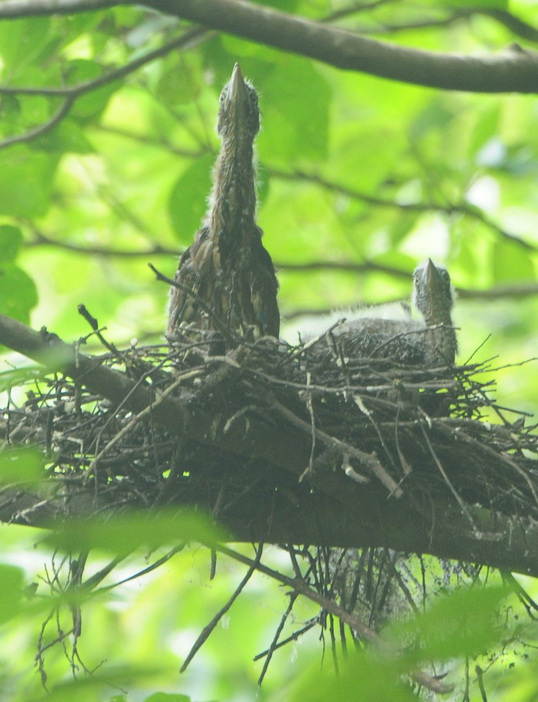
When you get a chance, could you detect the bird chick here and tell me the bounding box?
[412,259,457,365]
[312,260,457,366]
[167,64,279,347]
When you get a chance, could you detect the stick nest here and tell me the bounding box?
[3,331,538,525]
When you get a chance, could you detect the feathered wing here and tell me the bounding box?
[220,236,279,339]
[167,227,279,342]
[167,227,215,338]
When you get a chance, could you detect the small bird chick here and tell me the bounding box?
[310,259,457,366]
[412,258,457,365]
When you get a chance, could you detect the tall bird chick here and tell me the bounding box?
[167,64,279,346]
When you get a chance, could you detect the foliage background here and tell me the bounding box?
[1,0,538,700]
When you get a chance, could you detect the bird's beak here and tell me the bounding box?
[424,258,437,284]
[230,63,246,100]
[422,258,444,295]
[229,63,248,129]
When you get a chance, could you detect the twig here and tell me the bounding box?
[0,96,75,150]
[77,304,122,358]
[180,542,264,673]
[420,422,477,528]
[257,591,300,685]
[216,543,454,694]
[148,262,234,345]
[273,169,538,253]
[269,394,403,497]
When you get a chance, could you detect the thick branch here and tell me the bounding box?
[0,0,536,93]
[1,313,538,577]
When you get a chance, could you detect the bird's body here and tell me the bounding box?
[167,64,279,345]
[314,260,457,366]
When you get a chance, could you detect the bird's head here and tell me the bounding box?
[413,259,454,322]
[217,63,260,142]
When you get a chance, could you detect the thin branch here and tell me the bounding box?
[217,543,454,694]
[0,0,537,93]
[96,124,206,159]
[0,96,75,150]
[21,230,538,303]
[25,229,176,257]
[257,591,301,684]
[0,27,208,150]
[0,28,207,98]
[325,7,538,46]
[273,170,538,253]
[180,542,264,673]
[484,9,538,44]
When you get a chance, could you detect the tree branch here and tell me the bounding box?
[0,0,537,93]
[23,230,538,305]
[0,27,208,150]
[272,170,538,253]
[0,97,76,149]
[324,7,538,46]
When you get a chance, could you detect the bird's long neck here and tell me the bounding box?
[208,135,258,254]
[421,293,457,364]
[421,300,453,328]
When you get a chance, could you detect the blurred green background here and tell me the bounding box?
[1,1,538,700]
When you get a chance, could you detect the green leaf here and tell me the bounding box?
[66,59,118,121]
[445,0,507,8]
[0,225,23,261]
[288,651,417,702]
[0,448,44,485]
[0,366,43,391]
[0,17,52,78]
[144,694,192,702]
[410,97,456,141]
[469,106,501,159]
[35,120,95,154]
[0,564,24,625]
[257,59,330,164]
[168,154,213,243]
[0,264,38,322]
[0,147,58,217]
[492,239,534,284]
[43,665,163,702]
[155,61,202,108]
[0,94,21,136]
[390,585,510,662]
[44,509,226,554]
